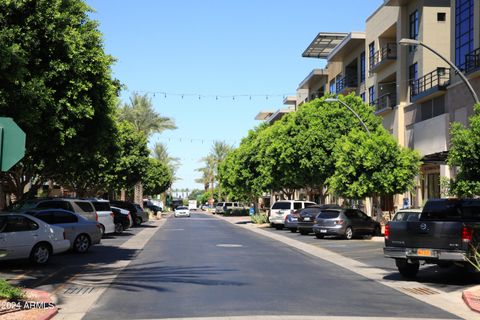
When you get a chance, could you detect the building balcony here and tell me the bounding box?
[464,47,480,74]
[372,92,396,114]
[369,43,397,73]
[410,68,450,103]
[336,75,358,94]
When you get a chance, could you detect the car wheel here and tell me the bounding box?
[395,258,419,278]
[100,224,105,237]
[344,227,353,240]
[30,243,51,265]
[115,222,124,234]
[73,234,91,253]
[315,234,324,239]
[275,225,283,230]
[299,230,309,235]
[289,228,297,233]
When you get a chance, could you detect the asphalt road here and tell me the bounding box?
[83,212,457,319]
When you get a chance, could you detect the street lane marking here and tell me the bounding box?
[163,228,185,231]
[216,244,243,248]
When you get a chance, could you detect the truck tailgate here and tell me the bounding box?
[387,221,463,250]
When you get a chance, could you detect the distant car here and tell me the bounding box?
[89,199,115,236]
[111,206,133,233]
[313,208,381,240]
[174,206,190,218]
[144,204,162,214]
[297,204,342,235]
[24,209,102,253]
[284,209,302,233]
[110,200,148,226]
[269,200,317,230]
[0,213,70,264]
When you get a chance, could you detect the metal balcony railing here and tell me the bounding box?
[373,92,397,112]
[369,43,397,71]
[464,47,480,74]
[336,75,358,93]
[410,68,450,97]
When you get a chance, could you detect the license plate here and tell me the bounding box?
[304,217,311,221]
[320,229,327,233]
[417,249,432,257]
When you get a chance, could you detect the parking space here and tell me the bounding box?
[0,222,156,291]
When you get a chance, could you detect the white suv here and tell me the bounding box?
[269,200,316,229]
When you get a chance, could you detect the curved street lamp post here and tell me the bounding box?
[324,98,371,135]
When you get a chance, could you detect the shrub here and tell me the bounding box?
[0,279,24,300]
[224,208,250,216]
[250,214,268,224]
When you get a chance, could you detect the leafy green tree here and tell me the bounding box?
[328,128,421,199]
[142,158,173,196]
[448,104,480,196]
[0,0,120,199]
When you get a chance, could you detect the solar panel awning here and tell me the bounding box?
[302,32,349,59]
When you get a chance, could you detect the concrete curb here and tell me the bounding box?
[463,287,480,313]
[23,288,58,320]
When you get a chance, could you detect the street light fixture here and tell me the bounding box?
[398,38,479,105]
[325,98,371,135]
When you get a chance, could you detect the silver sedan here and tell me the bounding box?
[25,209,102,253]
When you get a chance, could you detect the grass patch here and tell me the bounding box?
[0,279,24,300]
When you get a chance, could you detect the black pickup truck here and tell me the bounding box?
[384,198,480,278]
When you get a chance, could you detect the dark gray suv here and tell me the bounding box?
[313,208,381,240]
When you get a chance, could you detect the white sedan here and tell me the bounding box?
[0,213,70,264]
[174,206,190,218]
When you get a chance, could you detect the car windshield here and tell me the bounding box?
[271,202,290,210]
[176,206,188,210]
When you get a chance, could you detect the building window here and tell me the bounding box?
[409,63,418,95]
[368,86,375,105]
[409,10,419,40]
[368,42,375,68]
[455,0,474,68]
[329,79,336,94]
[360,51,366,82]
[437,12,446,22]
[360,92,366,102]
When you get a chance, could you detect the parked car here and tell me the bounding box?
[89,199,115,236]
[297,204,342,235]
[269,200,317,230]
[284,210,302,233]
[313,208,381,240]
[144,203,163,214]
[111,206,133,233]
[23,209,102,253]
[0,213,70,264]
[214,202,247,214]
[174,206,190,218]
[10,198,97,222]
[384,199,480,278]
[110,200,148,226]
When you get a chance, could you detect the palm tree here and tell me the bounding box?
[118,92,177,137]
[196,155,215,197]
[152,142,180,180]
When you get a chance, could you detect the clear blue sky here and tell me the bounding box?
[86,0,384,191]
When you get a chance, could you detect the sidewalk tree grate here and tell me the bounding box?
[400,287,439,295]
[63,286,95,295]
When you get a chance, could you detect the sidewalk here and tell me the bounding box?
[211,212,480,319]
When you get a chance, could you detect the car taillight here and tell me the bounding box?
[333,219,344,225]
[462,226,473,243]
[385,224,390,240]
[95,212,99,221]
